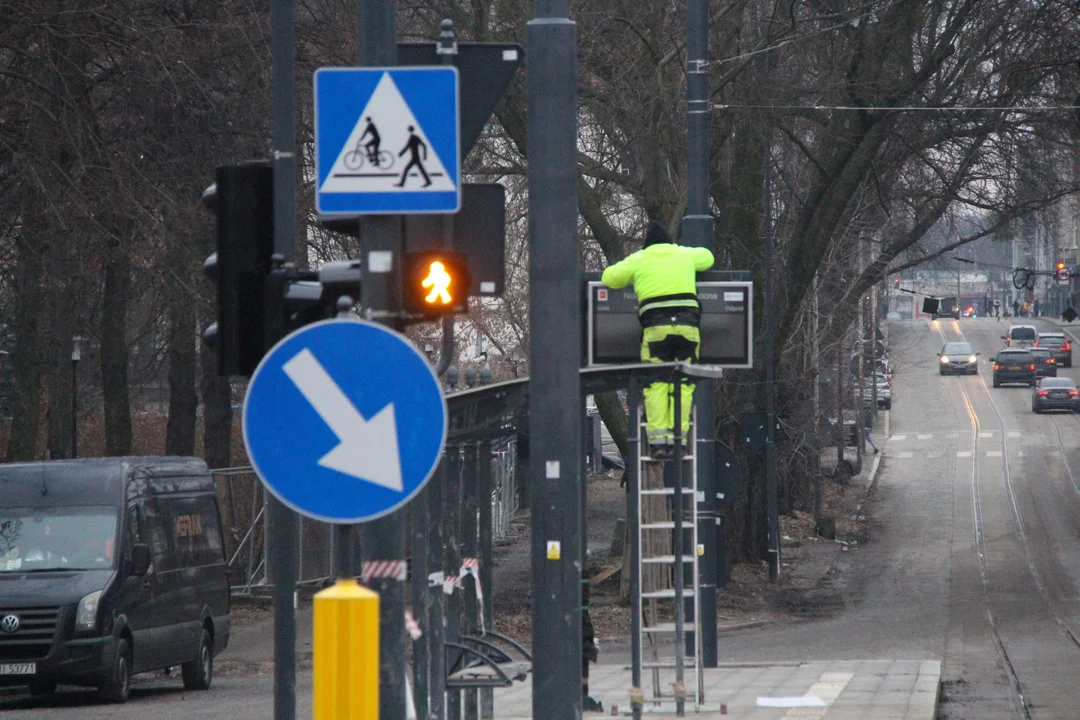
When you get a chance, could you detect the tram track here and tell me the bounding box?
[938,319,1080,717]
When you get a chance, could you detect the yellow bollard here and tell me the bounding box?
[313,579,379,720]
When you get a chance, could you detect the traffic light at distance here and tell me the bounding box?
[403,251,470,318]
[201,161,274,377]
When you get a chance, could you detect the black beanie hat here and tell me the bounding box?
[644,220,672,247]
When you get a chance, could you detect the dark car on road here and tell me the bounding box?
[991,349,1037,388]
[1034,332,1072,367]
[1032,376,1080,413]
[1029,347,1058,377]
[938,342,979,375]
[0,457,231,703]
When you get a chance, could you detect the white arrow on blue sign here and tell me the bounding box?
[314,66,461,216]
[243,319,447,524]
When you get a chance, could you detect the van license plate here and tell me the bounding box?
[0,663,35,675]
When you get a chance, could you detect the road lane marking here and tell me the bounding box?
[897,452,914,458]
[892,434,907,441]
[772,671,854,718]
[918,433,933,440]
[1007,431,1021,438]
[957,451,973,457]
[987,450,1002,457]
[927,451,942,458]
[979,432,992,438]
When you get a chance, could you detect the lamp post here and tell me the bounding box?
[71,336,82,458]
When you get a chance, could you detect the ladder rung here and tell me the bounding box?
[641,522,675,529]
[642,623,696,633]
[642,659,698,669]
[642,589,696,599]
[642,555,696,564]
[641,456,695,463]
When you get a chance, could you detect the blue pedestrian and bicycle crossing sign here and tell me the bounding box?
[243,319,448,524]
[314,66,461,216]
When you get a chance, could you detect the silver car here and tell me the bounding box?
[938,341,979,375]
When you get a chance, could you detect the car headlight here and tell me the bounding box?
[940,356,949,363]
[968,355,977,363]
[76,590,102,632]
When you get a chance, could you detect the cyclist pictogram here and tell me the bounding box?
[343,117,395,171]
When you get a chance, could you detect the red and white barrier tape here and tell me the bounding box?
[405,609,422,640]
[361,560,407,583]
[442,574,459,595]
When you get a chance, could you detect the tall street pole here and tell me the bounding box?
[682,0,717,667]
[527,1,583,718]
[357,0,408,717]
[762,120,779,583]
[269,0,299,718]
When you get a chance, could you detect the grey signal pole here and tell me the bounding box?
[357,1,408,718]
[682,0,718,667]
[527,1,583,718]
[269,0,299,718]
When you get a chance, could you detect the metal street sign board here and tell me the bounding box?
[243,319,447,523]
[314,67,461,216]
[404,183,506,296]
[585,278,754,367]
[398,43,525,158]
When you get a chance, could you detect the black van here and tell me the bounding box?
[0,457,231,703]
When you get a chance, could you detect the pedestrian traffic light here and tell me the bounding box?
[894,277,901,287]
[1057,261,1071,282]
[201,161,275,377]
[403,251,470,318]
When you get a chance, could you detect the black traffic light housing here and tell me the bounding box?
[202,161,274,377]
[402,250,470,319]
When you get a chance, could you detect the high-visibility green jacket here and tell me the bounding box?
[601,243,715,313]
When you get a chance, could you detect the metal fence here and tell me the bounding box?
[490,436,519,540]
[213,437,522,595]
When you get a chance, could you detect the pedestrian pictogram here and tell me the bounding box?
[422,261,453,304]
[314,67,460,215]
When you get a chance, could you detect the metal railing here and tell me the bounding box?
[213,437,523,597]
[491,436,519,540]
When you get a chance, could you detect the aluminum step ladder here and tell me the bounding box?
[631,402,705,714]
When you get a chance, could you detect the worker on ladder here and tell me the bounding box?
[601,220,715,459]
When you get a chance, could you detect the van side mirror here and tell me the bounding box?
[129,543,151,576]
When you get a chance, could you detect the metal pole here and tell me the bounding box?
[356,1,407,717]
[428,460,447,720]
[628,375,643,720]
[462,443,480,720]
[762,120,779,583]
[445,446,463,720]
[270,1,298,717]
[528,1,583,718]
[811,277,822,527]
[478,441,495,720]
[410,486,430,720]
[682,0,717,667]
[672,373,686,717]
[71,358,78,458]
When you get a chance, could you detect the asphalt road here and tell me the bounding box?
[8,316,1080,718]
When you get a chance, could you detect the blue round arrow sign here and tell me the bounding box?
[243,319,447,523]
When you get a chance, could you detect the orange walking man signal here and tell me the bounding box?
[422,261,453,304]
[402,250,470,319]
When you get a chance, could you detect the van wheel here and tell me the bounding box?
[182,629,213,691]
[28,678,56,695]
[98,638,132,704]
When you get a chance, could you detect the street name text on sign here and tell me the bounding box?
[314,66,461,216]
[243,319,447,523]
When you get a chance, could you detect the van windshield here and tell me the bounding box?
[0,507,118,572]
